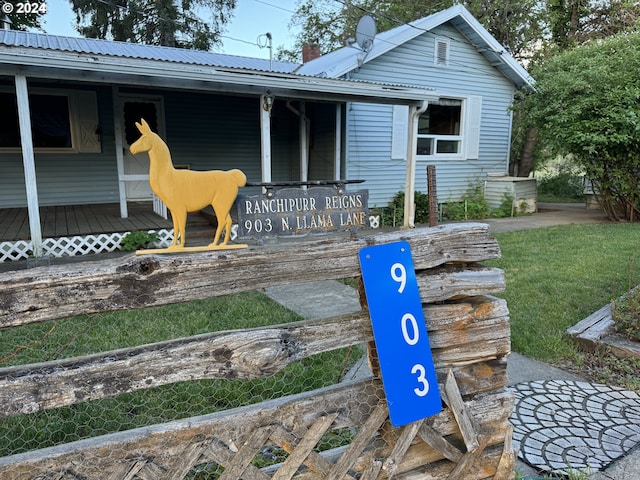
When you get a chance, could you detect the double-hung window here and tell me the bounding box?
[416,99,462,156]
[391,96,482,161]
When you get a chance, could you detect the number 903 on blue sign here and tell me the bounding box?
[358,241,442,427]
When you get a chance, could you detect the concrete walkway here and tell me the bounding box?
[265,203,640,480]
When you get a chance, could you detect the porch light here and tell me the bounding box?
[263,93,274,112]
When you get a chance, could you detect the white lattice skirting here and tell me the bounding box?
[0,229,174,263]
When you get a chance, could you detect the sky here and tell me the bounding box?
[35,0,301,59]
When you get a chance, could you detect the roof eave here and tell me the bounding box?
[0,47,436,105]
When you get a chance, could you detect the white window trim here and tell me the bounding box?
[434,37,450,67]
[0,87,100,154]
[413,95,482,161]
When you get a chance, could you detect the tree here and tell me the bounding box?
[517,32,640,221]
[1,1,43,30]
[279,0,545,64]
[69,0,236,49]
[511,0,640,177]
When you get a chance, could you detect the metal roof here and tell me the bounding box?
[296,4,534,90]
[0,29,299,73]
[0,29,437,106]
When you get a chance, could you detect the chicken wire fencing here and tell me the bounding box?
[0,289,371,478]
[0,224,513,480]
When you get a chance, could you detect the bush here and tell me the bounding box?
[120,231,160,251]
[442,185,490,221]
[377,191,430,227]
[537,170,583,201]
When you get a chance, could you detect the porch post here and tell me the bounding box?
[299,101,308,183]
[15,74,43,257]
[334,104,342,181]
[113,86,128,218]
[404,101,428,228]
[260,94,272,184]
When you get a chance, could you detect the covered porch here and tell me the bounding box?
[0,30,436,262]
[0,203,175,262]
[0,203,171,241]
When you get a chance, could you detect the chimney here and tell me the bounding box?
[302,44,321,63]
[0,14,12,30]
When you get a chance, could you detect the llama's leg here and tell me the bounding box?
[222,214,232,244]
[170,212,180,247]
[170,209,187,249]
[211,219,223,247]
[210,203,228,246]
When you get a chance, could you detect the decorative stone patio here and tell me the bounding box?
[510,380,640,475]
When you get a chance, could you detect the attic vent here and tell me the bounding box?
[435,38,449,67]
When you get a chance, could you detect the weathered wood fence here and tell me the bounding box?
[0,223,513,479]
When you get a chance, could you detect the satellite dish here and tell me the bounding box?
[355,15,376,52]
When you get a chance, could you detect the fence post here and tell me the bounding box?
[427,165,438,227]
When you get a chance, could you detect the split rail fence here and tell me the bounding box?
[0,223,513,479]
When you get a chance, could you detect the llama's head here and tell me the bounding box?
[129,118,156,155]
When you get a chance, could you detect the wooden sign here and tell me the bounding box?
[236,187,369,238]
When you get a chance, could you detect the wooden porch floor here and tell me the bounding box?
[0,203,173,241]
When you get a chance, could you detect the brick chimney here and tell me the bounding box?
[302,44,321,63]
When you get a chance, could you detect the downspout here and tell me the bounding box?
[404,100,428,228]
[15,74,43,257]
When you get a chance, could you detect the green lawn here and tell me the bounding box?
[488,223,640,364]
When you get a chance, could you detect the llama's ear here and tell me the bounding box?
[136,118,151,134]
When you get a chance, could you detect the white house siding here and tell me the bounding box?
[346,23,517,207]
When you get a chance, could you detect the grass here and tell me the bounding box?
[488,223,640,389]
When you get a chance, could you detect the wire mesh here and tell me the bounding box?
[0,290,366,474]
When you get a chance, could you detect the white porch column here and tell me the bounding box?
[15,75,43,257]
[112,86,128,218]
[404,101,428,228]
[260,94,272,184]
[299,101,308,183]
[334,104,342,181]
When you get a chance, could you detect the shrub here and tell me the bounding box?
[442,185,490,221]
[537,170,583,201]
[120,231,160,251]
[378,191,430,226]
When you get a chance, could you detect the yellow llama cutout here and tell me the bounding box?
[129,119,247,253]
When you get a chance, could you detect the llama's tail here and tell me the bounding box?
[229,169,247,187]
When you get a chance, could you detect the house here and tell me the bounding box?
[0,28,434,261]
[297,4,534,222]
[0,4,532,261]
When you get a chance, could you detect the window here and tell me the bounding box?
[0,88,100,152]
[416,99,462,156]
[390,96,482,161]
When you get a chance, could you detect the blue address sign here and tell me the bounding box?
[358,241,442,427]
